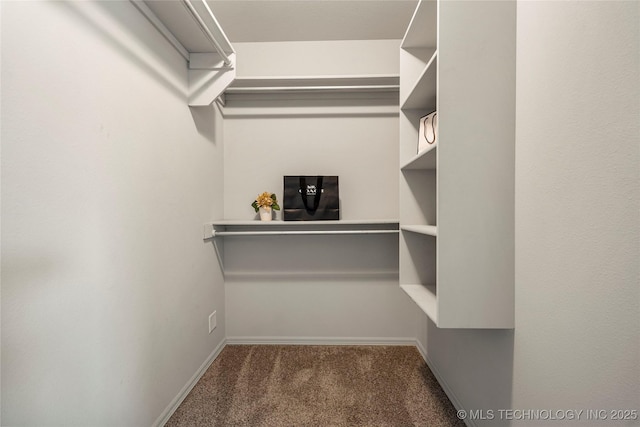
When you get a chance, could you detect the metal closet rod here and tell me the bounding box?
[181,0,234,67]
[212,230,399,237]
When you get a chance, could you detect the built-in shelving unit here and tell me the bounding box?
[399,0,515,328]
[399,0,439,325]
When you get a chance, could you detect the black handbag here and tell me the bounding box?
[283,176,340,221]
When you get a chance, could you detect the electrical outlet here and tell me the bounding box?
[208,311,217,333]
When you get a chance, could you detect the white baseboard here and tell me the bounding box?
[153,338,227,427]
[225,336,418,346]
[415,340,475,427]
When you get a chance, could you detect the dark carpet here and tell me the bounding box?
[166,345,465,426]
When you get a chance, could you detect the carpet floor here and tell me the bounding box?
[166,345,465,427]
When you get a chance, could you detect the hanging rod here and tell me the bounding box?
[181,0,234,67]
[212,230,399,237]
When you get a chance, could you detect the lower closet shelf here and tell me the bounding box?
[400,283,438,323]
[205,220,400,239]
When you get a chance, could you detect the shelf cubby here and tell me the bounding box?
[400,284,437,324]
[401,51,437,111]
[401,143,437,170]
[401,0,437,50]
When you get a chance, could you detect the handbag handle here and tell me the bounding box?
[300,176,323,213]
[424,112,437,144]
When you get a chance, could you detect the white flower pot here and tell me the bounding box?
[259,207,272,221]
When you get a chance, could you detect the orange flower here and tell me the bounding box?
[251,192,281,212]
[256,192,274,208]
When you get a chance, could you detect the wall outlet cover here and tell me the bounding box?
[208,311,217,333]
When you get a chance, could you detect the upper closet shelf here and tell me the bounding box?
[225,75,399,95]
[204,220,400,239]
[401,0,437,49]
[131,0,236,105]
[401,51,437,110]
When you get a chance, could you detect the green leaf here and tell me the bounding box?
[270,193,280,210]
[251,201,259,212]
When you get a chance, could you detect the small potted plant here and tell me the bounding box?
[251,192,280,221]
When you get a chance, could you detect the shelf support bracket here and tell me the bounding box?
[189,53,236,106]
[204,224,226,276]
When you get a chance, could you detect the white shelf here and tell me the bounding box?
[212,219,399,226]
[401,225,437,237]
[214,230,399,237]
[401,51,437,110]
[401,143,437,170]
[224,270,399,280]
[226,75,400,94]
[206,220,400,239]
[401,0,437,50]
[400,284,437,323]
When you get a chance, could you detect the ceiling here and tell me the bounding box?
[143,0,418,52]
[208,0,418,43]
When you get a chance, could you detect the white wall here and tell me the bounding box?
[233,40,401,77]
[1,2,225,425]
[512,0,639,419]
[225,40,402,222]
[222,40,421,341]
[223,103,400,221]
[420,1,639,425]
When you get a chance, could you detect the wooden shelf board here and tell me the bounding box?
[400,283,438,324]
